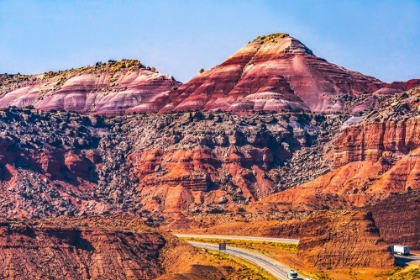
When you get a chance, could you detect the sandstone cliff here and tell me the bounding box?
[297,211,393,269]
[262,87,420,210]
[0,215,268,280]
[172,210,394,269]
[0,217,165,279]
[371,191,420,250]
[0,105,347,219]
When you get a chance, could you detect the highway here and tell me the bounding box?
[394,253,420,266]
[187,241,308,280]
[174,233,300,245]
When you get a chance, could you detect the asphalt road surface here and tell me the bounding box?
[394,253,420,266]
[174,233,300,245]
[188,241,308,280]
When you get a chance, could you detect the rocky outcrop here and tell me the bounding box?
[0,219,166,279]
[333,87,420,168]
[160,33,384,114]
[126,112,346,215]
[0,106,346,219]
[171,210,394,269]
[0,215,250,279]
[297,211,393,269]
[371,191,420,250]
[261,87,420,210]
[378,78,420,95]
[0,60,181,115]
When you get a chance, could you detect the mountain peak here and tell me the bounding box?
[0,58,181,115]
[158,33,382,113]
[253,32,290,42]
[251,33,313,55]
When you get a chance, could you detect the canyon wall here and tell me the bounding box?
[262,87,420,210]
[0,106,347,219]
[172,210,394,269]
[371,191,420,250]
[0,221,165,279]
[297,211,393,269]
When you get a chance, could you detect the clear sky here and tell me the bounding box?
[0,0,419,82]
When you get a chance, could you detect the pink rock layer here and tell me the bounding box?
[159,36,388,114]
[1,37,419,115]
[0,65,181,115]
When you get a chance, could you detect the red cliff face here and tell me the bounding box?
[297,211,393,269]
[170,210,394,269]
[129,147,278,214]
[0,216,250,279]
[371,191,420,250]
[262,87,420,210]
[0,220,166,279]
[0,60,181,115]
[159,33,384,114]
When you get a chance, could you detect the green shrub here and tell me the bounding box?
[210,208,224,214]
[321,204,330,211]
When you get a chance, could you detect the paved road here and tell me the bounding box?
[394,253,420,265]
[188,241,308,280]
[174,234,300,245]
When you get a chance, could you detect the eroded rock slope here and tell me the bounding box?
[2,34,417,116]
[160,33,386,114]
[0,106,347,220]
[0,215,251,279]
[262,87,420,210]
[0,60,180,115]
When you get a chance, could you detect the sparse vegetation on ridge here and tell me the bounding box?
[254,33,289,43]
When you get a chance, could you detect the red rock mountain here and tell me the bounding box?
[158,33,385,114]
[2,34,417,115]
[0,60,181,115]
[1,33,420,276]
[261,87,420,211]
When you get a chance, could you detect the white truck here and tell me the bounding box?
[392,245,410,255]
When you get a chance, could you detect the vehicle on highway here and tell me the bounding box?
[287,269,299,279]
[392,245,410,255]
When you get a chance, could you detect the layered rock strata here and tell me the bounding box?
[1,35,418,115]
[0,106,346,219]
[297,211,393,269]
[0,215,248,279]
[0,219,165,279]
[371,191,420,250]
[159,33,384,114]
[168,210,394,269]
[0,60,181,115]
[262,87,420,210]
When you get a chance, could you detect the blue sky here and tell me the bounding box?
[0,0,419,82]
